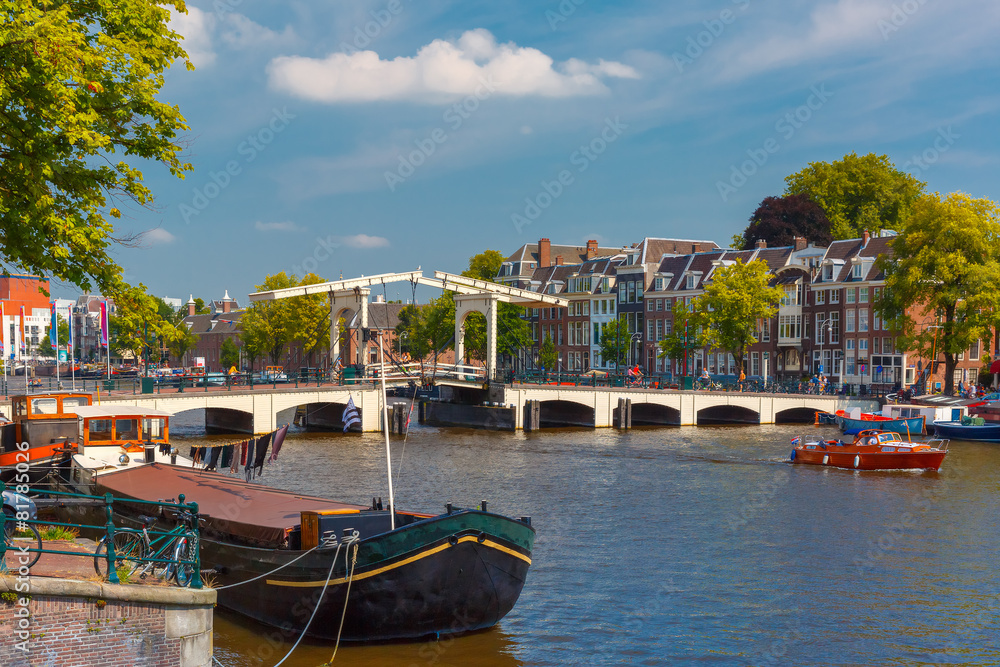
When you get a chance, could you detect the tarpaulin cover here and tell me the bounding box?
[990,359,1000,373]
[96,464,365,546]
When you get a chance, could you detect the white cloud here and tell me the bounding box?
[144,228,176,245]
[267,28,640,104]
[340,234,389,249]
[255,220,305,232]
[168,6,216,68]
[221,14,298,50]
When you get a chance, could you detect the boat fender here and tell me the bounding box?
[789,450,796,461]
[822,455,829,465]
[448,535,458,546]
[477,532,487,544]
[854,455,861,469]
[118,454,130,465]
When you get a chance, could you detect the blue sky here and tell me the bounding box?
[103,0,1000,305]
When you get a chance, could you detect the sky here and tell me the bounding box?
[98,0,1000,306]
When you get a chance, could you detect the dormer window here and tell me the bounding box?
[852,264,863,279]
[654,277,664,291]
[822,265,834,281]
[685,274,696,289]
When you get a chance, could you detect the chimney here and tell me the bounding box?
[755,239,767,249]
[691,243,697,253]
[222,290,233,314]
[555,255,564,266]
[862,229,870,247]
[187,294,196,317]
[539,238,551,268]
[586,239,598,259]
[793,236,807,251]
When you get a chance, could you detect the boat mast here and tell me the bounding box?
[378,330,396,530]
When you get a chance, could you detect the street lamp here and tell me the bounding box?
[629,332,641,369]
[817,316,834,390]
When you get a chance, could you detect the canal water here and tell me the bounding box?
[172,420,1000,666]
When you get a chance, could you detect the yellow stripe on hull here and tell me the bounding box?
[265,536,531,588]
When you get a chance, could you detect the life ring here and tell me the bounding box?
[822,454,829,465]
[854,455,861,469]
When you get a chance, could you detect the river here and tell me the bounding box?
[171,419,1000,666]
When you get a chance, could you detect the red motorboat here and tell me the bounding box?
[790,429,949,471]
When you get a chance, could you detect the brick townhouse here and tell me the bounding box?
[499,232,985,392]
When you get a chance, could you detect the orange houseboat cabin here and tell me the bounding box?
[0,392,93,475]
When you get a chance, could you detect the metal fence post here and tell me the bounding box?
[0,481,7,569]
[103,493,120,584]
[188,500,202,589]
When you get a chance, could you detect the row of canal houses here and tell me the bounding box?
[498,234,984,392]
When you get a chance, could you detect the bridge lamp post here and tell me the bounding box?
[629,332,641,369]
[817,317,833,391]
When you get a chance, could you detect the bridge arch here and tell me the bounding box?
[539,400,595,428]
[775,406,823,424]
[630,402,681,426]
[295,400,362,432]
[697,404,761,425]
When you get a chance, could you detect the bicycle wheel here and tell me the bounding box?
[4,523,42,570]
[171,531,200,587]
[94,531,146,578]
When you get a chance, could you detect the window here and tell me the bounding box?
[872,338,881,354]
[657,299,663,311]
[823,265,834,281]
[816,313,825,344]
[648,320,655,339]
[858,309,868,333]
[970,340,980,361]
[628,282,636,303]
[859,287,868,303]
[637,284,643,302]
[115,418,139,441]
[781,286,799,307]
[89,419,113,442]
[873,312,881,331]
[829,312,840,344]
[647,299,654,311]
[883,338,893,354]
[619,283,626,303]
[62,397,88,411]
[859,338,868,352]
[852,263,863,279]
[654,277,664,291]
[685,274,696,289]
[846,310,855,333]
[656,320,664,342]
[761,320,770,343]
[815,290,826,305]
[31,398,58,415]
[846,288,856,304]
[541,309,547,321]
[830,289,840,304]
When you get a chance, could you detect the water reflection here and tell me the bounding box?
[171,414,1000,666]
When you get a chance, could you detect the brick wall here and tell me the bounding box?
[0,577,215,667]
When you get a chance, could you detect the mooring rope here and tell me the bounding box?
[327,542,360,664]
[210,538,331,590]
[273,531,359,667]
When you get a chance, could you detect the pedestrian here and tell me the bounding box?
[738,369,746,391]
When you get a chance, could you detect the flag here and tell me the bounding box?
[50,302,57,347]
[791,436,801,446]
[66,304,72,348]
[0,302,5,356]
[19,306,25,353]
[342,397,361,433]
[99,300,108,348]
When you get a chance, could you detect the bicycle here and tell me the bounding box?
[94,509,200,586]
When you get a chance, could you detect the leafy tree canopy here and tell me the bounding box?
[658,299,708,373]
[877,192,1000,394]
[734,194,833,250]
[240,273,298,364]
[0,0,193,297]
[598,317,630,372]
[693,260,781,375]
[785,152,925,240]
[460,250,530,363]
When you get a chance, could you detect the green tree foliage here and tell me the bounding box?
[538,333,557,372]
[36,314,70,357]
[598,317,630,372]
[220,338,240,370]
[658,300,708,375]
[240,273,298,364]
[168,325,199,366]
[459,250,531,365]
[0,0,192,296]
[785,153,925,240]
[289,273,329,366]
[394,304,431,373]
[192,298,210,316]
[735,194,833,250]
[109,285,184,364]
[693,260,781,375]
[877,192,1000,395]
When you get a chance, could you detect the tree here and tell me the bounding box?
[658,300,708,376]
[598,317,631,373]
[539,333,557,372]
[394,304,432,375]
[694,260,781,376]
[785,153,925,240]
[192,298,211,316]
[734,194,833,250]
[240,273,298,364]
[0,0,192,297]
[459,250,531,369]
[220,338,240,371]
[168,325,199,367]
[36,314,70,358]
[289,273,329,367]
[109,284,184,365]
[877,192,1000,395]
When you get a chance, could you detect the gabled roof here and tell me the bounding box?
[637,237,721,264]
